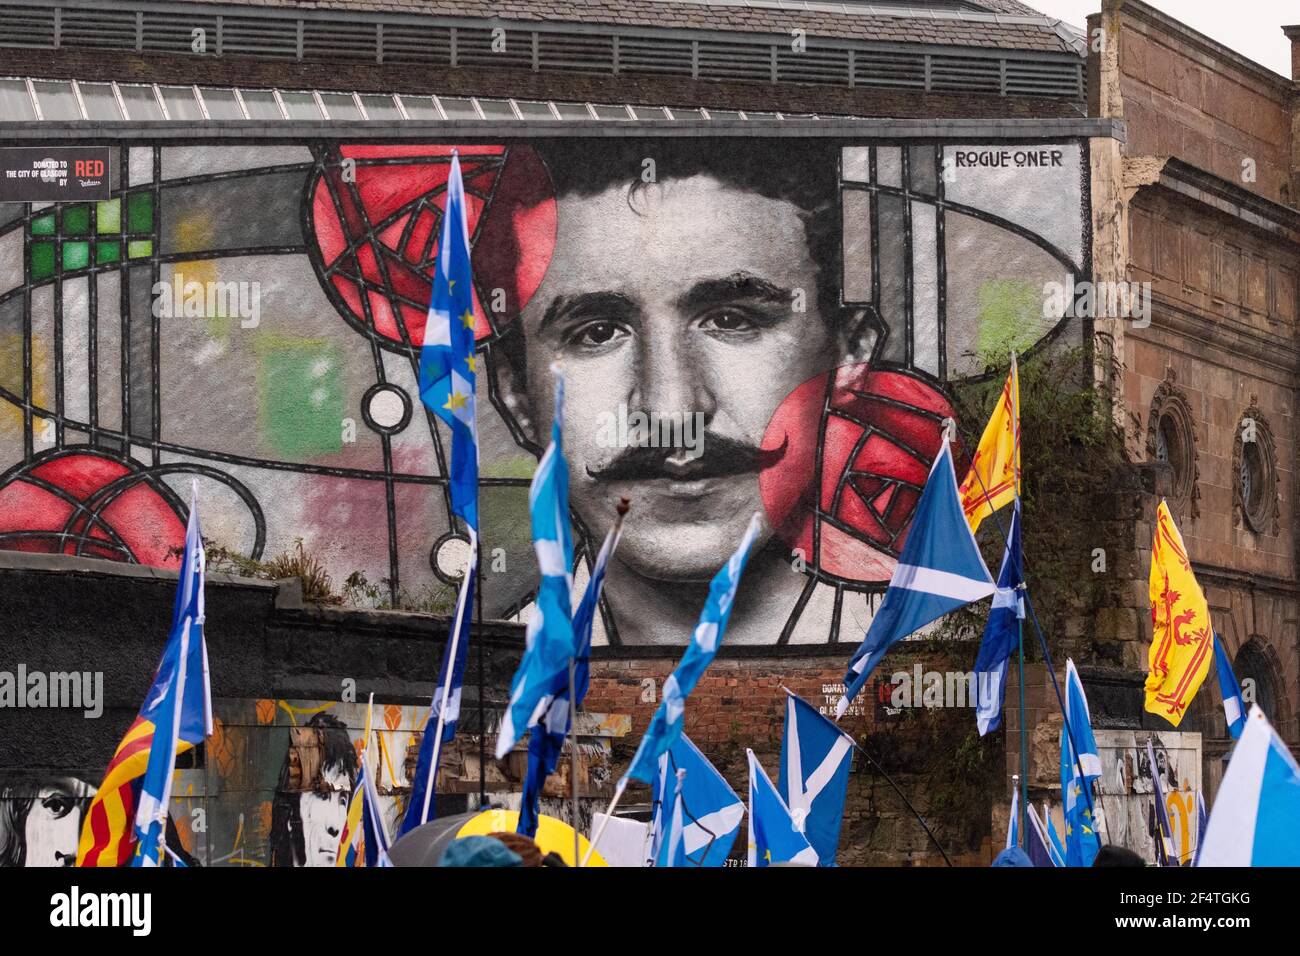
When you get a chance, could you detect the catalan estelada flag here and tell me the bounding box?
[959,353,1020,533]
[77,484,212,867]
[1146,500,1213,725]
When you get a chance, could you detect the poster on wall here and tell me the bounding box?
[1093,729,1203,866]
[0,137,1088,649]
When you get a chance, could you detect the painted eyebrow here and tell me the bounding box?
[536,290,638,335]
[676,272,793,312]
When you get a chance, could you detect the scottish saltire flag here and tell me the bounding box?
[1006,785,1019,850]
[623,514,763,784]
[1045,805,1066,867]
[838,437,995,718]
[496,375,577,760]
[747,749,817,867]
[974,499,1024,736]
[518,510,627,839]
[79,487,212,867]
[1060,659,1101,867]
[1146,738,1178,866]
[654,770,688,868]
[1193,790,1208,866]
[1024,804,1057,867]
[1213,634,1245,740]
[649,735,744,867]
[779,691,852,865]
[418,150,479,532]
[400,537,476,835]
[361,757,393,867]
[1199,706,1300,866]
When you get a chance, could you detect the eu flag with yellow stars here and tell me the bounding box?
[419,151,479,532]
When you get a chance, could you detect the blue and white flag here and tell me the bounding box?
[1024,803,1057,867]
[838,437,994,718]
[649,735,744,867]
[1213,633,1245,741]
[131,485,213,867]
[654,770,687,868]
[418,150,479,532]
[1146,737,1178,866]
[403,151,481,836]
[1193,790,1208,866]
[623,513,763,784]
[779,691,852,866]
[400,535,476,835]
[1045,804,1066,867]
[1199,705,1300,866]
[974,499,1024,735]
[361,759,393,868]
[518,510,627,838]
[496,375,576,760]
[1006,785,1019,851]
[1060,658,1101,867]
[747,749,817,867]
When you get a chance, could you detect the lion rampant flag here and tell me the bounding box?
[959,355,1020,532]
[1146,501,1213,725]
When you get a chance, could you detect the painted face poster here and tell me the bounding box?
[0,138,1085,648]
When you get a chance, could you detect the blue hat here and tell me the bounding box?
[991,846,1033,868]
[440,835,524,868]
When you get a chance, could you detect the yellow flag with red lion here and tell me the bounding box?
[959,354,1020,532]
[1146,501,1213,725]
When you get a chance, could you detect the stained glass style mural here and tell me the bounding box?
[0,138,1088,648]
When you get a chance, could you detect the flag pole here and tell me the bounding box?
[476,534,486,810]
[420,529,476,825]
[583,777,626,867]
[1010,351,1028,850]
[568,656,580,865]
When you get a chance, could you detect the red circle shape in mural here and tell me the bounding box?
[309,144,558,349]
[0,452,186,567]
[759,365,957,584]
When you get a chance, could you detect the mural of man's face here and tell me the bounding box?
[516,175,839,581]
[297,765,350,867]
[24,782,89,867]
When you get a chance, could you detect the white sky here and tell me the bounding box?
[1025,0,1295,78]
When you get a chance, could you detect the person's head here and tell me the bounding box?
[491,140,878,582]
[1092,844,1147,867]
[269,713,357,867]
[0,775,95,867]
[488,831,544,867]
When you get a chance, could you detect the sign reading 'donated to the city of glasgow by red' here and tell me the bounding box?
[0,147,112,201]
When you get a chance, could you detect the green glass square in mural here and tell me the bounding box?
[30,241,55,280]
[30,214,54,237]
[127,192,153,233]
[63,205,90,236]
[95,240,121,264]
[255,336,345,458]
[97,198,121,234]
[127,240,152,259]
[62,241,90,271]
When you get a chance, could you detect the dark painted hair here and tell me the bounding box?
[489,138,850,388]
[269,713,358,867]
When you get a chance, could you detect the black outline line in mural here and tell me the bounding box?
[0,138,1094,651]
[0,446,267,563]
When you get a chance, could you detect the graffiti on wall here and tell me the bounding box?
[0,138,1087,647]
[1093,729,1203,866]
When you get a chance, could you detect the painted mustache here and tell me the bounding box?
[585,435,787,482]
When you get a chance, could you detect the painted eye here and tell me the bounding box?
[41,794,74,819]
[570,321,624,348]
[699,309,757,333]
